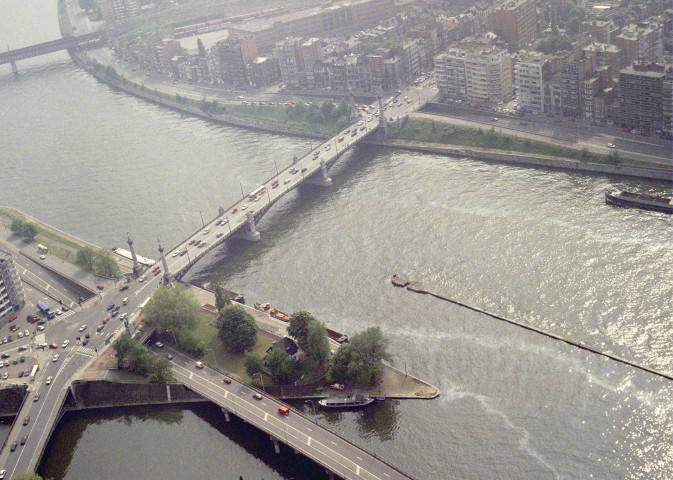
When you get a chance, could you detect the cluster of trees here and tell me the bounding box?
[10,218,38,241]
[287,99,351,125]
[217,305,257,353]
[142,286,205,357]
[327,327,392,387]
[114,334,173,382]
[75,246,121,277]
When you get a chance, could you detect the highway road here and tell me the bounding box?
[0,263,166,478]
[164,345,414,480]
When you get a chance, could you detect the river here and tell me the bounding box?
[1,1,672,479]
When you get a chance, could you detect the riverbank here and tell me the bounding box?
[365,138,672,182]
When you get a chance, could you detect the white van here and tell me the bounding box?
[122,297,128,306]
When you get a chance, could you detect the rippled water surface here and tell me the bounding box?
[2,2,672,479]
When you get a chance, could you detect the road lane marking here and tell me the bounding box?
[264,412,268,421]
[357,465,360,475]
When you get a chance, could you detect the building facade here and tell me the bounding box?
[0,249,25,321]
[615,22,663,65]
[489,0,538,47]
[619,63,667,134]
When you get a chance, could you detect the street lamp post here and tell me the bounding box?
[186,249,191,265]
[274,158,279,175]
[253,372,265,391]
[199,211,205,228]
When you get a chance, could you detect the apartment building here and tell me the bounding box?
[561,52,595,118]
[489,0,538,47]
[514,52,557,113]
[276,37,304,87]
[582,43,626,78]
[435,49,467,99]
[615,22,663,64]
[0,249,25,322]
[619,63,668,134]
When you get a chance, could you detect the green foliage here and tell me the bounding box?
[244,352,264,378]
[95,251,121,277]
[337,99,350,118]
[177,328,205,356]
[13,473,45,480]
[306,321,330,366]
[293,100,307,117]
[10,218,38,241]
[265,349,296,384]
[217,305,258,353]
[113,334,172,382]
[321,100,335,121]
[607,149,620,165]
[396,119,617,165]
[197,38,206,56]
[215,285,231,311]
[288,311,316,350]
[327,327,392,387]
[143,285,200,336]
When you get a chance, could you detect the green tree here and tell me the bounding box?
[337,99,350,118]
[23,222,38,241]
[265,349,295,384]
[10,218,26,236]
[327,327,392,387]
[143,285,200,337]
[306,321,330,365]
[114,334,139,366]
[95,251,120,277]
[75,246,97,271]
[148,356,173,383]
[607,149,620,165]
[215,285,231,312]
[321,100,335,121]
[293,100,307,117]
[217,305,257,353]
[13,473,44,480]
[197,38,206,56]
[288,310,316,350]
[307,101,321,123]
[244,352,264,378]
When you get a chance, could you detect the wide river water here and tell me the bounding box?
[1,2,672,479]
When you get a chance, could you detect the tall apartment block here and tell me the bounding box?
[619,63,668,134]
[0,248,25,321]
[489,0,538,47]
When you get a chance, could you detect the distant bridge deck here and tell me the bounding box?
[0,32,103,65]
[160,115,385,279]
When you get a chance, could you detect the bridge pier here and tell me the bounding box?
[236,212,261,242]
[307,159,332,187]
[270,435,281,454]
[11,60,18,76]
[221,407,231,422]
[326,470,336,480]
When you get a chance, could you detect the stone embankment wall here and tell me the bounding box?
[69,380,206,410]
[368,139,672,182]
[0,385,28,417]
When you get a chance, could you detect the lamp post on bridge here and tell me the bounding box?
[199,211,205,228]
[274,158,279,175]
[206,348,219,370]
[253,372,265,392]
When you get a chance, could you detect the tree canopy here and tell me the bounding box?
[265,349,295,384]
[13,473,44,480]
[75,246,120,277]
[288,310,316,350]
[306,321,331,366]
[143,285,200,336]
[10,218,38,241]
[215,285,231,311]
[244,352,264,378]
[327,327,392,387]
[217,305,258,353]
[113,334,172,382]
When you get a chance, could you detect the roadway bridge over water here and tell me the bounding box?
[0,94,420,480]
[0,33,104,74]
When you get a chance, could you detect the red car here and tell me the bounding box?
[9,315,17,322]
[96,284,104,290]
[49,343,58,349]
[329,383,345,391]
[62,306,69,312]
[152,266,160,272]
[23,415,30,426]
[223,377,232,384]
[231,208,238,214]
[153,269,161,276]
[188,239,196,245]
[102,316,110,324]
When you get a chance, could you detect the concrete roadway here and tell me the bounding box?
[0,264,166,478]
[164,345,414,480]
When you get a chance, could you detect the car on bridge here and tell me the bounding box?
[223,377,232,384]
[216,232,224,238]
[23,415,30,425]
[241,204,248,210]
[46,376,52,385]
[21,435,28,445]
[10,441,17,451]
[188,239,196,245]
[253,393,262,400]
[202,228,210,235]
[231,208,238,214]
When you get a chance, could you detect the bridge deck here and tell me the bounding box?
[0,33,102,64]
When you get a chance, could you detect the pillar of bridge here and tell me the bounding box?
[11,60,18,76]
[308,159,332,187]
[270,436,280,454]
[127,232,141,276]
[237,212,261,242]
[326,470,335,480]
[378,94,387,138]
[221,408,231,422]
[158,240,170,282]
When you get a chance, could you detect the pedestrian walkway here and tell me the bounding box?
[76,346,97,357]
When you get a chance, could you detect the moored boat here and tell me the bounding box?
[254,302,290,321]
[604,188,673,214]
[318,394,375,409]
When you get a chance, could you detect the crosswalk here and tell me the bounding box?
[76,346,97,357]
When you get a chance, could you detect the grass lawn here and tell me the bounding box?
[396,119,619,165]
[190,312,275,384]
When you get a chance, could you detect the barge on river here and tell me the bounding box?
[604,189,672,214]
[318,394,375,409]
